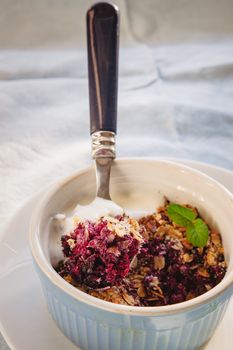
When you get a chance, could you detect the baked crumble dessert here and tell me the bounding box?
[55,203,227,306]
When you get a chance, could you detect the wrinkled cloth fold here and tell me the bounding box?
[1,1,233,348]
[1,42,233,238]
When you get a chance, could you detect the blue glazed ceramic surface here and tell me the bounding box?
[37,266,230,350]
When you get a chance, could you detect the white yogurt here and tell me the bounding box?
[73,197,123,221]
[51,198,123,242]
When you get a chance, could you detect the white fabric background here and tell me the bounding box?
[1,1,233,349]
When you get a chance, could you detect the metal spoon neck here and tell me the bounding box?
[95,157,113,200]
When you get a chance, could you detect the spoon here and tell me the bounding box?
[50,3,162,281]
[51,2,121,265]
[74,2,123,221]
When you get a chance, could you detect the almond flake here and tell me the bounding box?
[211,232,221,246]
[67,239,76,249]
[183,253,193,263]
[198,267,210,278]
[132,279,142,288]
[206,251,216,266]
[168,227,183,239]
[122,291,135,305]
[130,256,138,269]
[107,246,121,256]
[64,275,73,283]
[181,238,193,250]
[154,256,165,270]
[137,285,146,298]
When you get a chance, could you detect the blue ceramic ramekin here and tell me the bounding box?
[30,159,233,350]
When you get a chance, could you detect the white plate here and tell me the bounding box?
[0,160,233,350]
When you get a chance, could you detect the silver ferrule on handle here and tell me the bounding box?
[91,131,116,159]
[91,130,116,199]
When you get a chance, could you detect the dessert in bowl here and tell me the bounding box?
[29,158,233,350]
[55,201,226,307]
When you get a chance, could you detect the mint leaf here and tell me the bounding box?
[186,219,209,247]
[167,203,197,227]
[167,203,209,247]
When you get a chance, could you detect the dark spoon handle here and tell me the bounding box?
[86,2,119,135]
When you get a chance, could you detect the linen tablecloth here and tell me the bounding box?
[1,1,233,349]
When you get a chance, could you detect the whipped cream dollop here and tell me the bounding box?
[73,197,123,221]
[52,197,123,237]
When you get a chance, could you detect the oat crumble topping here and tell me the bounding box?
[56,203,227,306]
